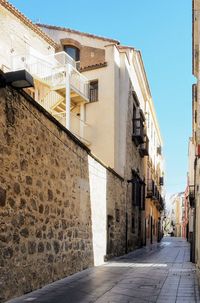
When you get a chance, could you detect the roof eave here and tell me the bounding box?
[0,0,58,48]
[37,23,120,45]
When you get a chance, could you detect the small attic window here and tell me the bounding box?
[63,45,80,62]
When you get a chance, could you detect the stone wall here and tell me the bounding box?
[0,88,93,302]
[124,84,145,252]
[0,87,126,302]
[106,169,126,258]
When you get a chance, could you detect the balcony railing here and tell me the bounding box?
[153,184,160,201]
[139,134,149,157]
[159,196,165,210]
[11,52,90,101]
[49,52,76,68]
[132,108,145,145]
[189,185,195,207]
[147,179,155,198]
[70,66,89,100]
[147,180,163,206]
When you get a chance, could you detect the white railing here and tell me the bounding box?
[70,66,89,100]
[48,51,76,68]
[40,91,64,112]
[11,52,89,101]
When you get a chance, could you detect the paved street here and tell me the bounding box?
[7,237,200,303]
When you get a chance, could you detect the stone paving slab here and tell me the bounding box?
[6,237,200,303]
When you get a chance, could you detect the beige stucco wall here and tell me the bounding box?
[39,26,149,178]
[40,27,111,49]
[0,5,54,72]
[82,45,116,170]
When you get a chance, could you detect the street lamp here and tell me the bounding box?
[0,70,34,89]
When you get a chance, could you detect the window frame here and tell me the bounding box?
[89,80,99,102]
[63,45,80,62]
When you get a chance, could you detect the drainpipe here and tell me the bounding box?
[125,182,129,254]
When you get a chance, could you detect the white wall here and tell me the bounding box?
[82,45,116,169]
[41,27,112,49]
[0,6,54,72]
[117,52,130,176]
[88,156,107,266]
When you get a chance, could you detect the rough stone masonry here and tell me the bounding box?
[0,87,94,301]
[0,87,126,302]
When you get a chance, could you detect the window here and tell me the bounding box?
[147,179,155,198]
[132,180,137,206]
[63,45,80,62]
[139,135,149,157]
[132,107,145,145]
[89,80,98,102]
[132,171,143,209]
[141,183,145,210]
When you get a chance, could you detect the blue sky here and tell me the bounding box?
[10,0,193,197]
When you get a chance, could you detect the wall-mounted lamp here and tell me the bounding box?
[0,70,34,89]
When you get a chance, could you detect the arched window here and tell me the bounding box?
[63,45,80,62]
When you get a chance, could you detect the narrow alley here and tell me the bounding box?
[7,238,200,303]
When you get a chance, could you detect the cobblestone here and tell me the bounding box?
[6,237,200,303]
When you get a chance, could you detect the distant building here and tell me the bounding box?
[182,185,189,239]
[170,192,185,237]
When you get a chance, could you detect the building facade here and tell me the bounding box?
[170,193,185,237]
[0,0,165,300]
[39,24,165,248]
[191,0,200,269]
[188,137,195,261]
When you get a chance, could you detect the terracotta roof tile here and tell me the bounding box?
[0,0,58,48]
[80,62,107,72]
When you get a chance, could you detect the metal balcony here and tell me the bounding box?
[147,179,155,198]
[11,51,90,103]
[189,185,195,207]
[132,109,145,146]
[139,134,149,157]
